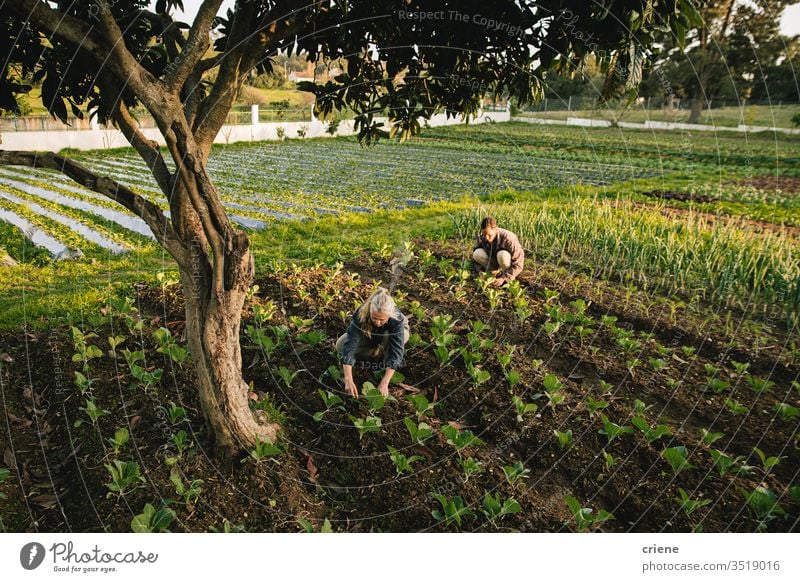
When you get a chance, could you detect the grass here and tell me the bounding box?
[517,103,800,129]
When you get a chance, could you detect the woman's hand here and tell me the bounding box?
[345,377,359,399]
[377,379,390,397]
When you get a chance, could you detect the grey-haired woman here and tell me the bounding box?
[335,287,410,398]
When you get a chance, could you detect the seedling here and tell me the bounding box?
[706,378,731,393]
[362,382,391,412]
[71,327,103,373]
[406,394,437,419]
[709,449,745,477]
[170,466,204,505]
[502,460,530,486]
[252,301,277,325]
[105,460,143,497]
[458,457,484,481]
[631,417,672,444]
[107,428,130,455]
[247,437,283,463]
[171,430,193,457]
[730,360,750,375]
[73,371,94,395]
[724,398,747,415]
[431,494,474,527]
[497,345,516,370]
[632,399,653,415]
[467,365,491,387]
[752,447,781,472]
[554,429,573,450]
[153,327,188,365]
[131,503,175,533]
[275,366,300,388]
[404,417,433,444]
[775,403,800,421]
[107,335,126,358]
[481,492,521,525]
[77,397,110,427]
[542,373,566,408]
[441,425,484,456]
[511,395,538,422]
[296,331,327,346]
[166,402,187,424]
[598,414,633,444]
[676,488,711,517]
[746,376,775,394]
[584,395,609,416]
[564,496,614,531]
[649,358,667,372]
[602,450,616,470]
[661,446,696,475]
[387,445,423,475]
[350,415,382,439]
[740,486,786,530]
[700,429,725,447]
[314,389,345,421]
[681,346,696,357]
[208,520,247,533]
[246,325,278,357]
[504,369,521,390]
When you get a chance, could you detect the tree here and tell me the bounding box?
[0,1,698,456]
[642,1,797,121]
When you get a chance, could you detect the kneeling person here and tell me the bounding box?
[336,287,409,398]
[472,216,525,287]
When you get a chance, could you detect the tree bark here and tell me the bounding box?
[179,240,279,458]
[688,95,704,124]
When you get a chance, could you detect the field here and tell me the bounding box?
[517,103,800,129]
[0,122,798,533]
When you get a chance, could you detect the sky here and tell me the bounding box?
[169,1,800,36]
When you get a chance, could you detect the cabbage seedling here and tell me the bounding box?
[431,494,474,528]
[362,382,392,412]
[709,449,745,477]
[169,467,203,505]
[675,488,711,517]
[77,397,109,427]
[661,446,696,475]
[105,460,143,497]
[166,402,187,424]
[747,376,775,394]
[107,428,129,455]
[775,403,799,421]
[131,503,175,533]
[724,398,747,415]
[246,437,283,463]
[387,446,423,475]
[563,496,614,532]
[441,425,484,456]
[584,395,609,416]
[598,414,633,444]
[275,366,300,388]
[314,390,345,422]
[752,447,781,472]
[740,487,786,530]
[511,395,538,422]
[631,417,671,444]
[350,415,382,439]
[706,378,731,393]
[700,429,724,447]
[404,417,433,444]
[481,492,521,525]
[406,394,437,419]
[554,429,573,450]
[502,461,530,486]
[459,457,484,481]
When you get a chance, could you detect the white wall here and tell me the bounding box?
[0,107,510,152]
[512,115,800,135]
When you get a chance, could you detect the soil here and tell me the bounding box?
[1,238,798,533]
[641,190,717,203]
[733,175,800,194]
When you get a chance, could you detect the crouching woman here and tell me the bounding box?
[335,287,409,398]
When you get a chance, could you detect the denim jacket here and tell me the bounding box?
[341,308,408,370]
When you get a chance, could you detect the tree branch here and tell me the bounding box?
[0,151,187,265]
[164,0,222,93]
[93,0,172,118]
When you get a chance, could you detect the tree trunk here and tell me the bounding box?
[178,235,279,458]
[688,95,704,124]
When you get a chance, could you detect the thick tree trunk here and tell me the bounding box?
[688,95,704,124]
[178,237,279,458]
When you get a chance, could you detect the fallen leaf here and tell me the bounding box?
[31,493,59,509]
[306,455,319,485]
[129,415,142,430]
[3,447,15,468]
[0,353,12,363]
[447,420,475,430]
[397,383,420,393]
[7,412,32,430]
